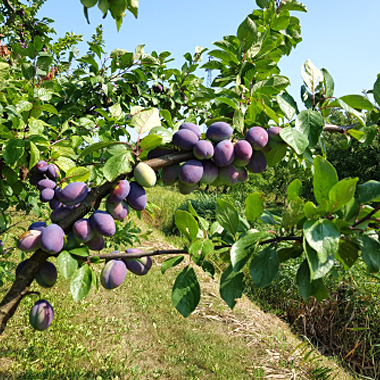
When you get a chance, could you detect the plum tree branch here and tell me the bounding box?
[322,123,357,133]
[90,249,188,260]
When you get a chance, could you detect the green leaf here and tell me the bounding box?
[237,16,258,52]
[220,265,245,309]
[202,260,215,278]
[28,141,40,170]
[278,0,307,12]
[103,153,132,181]
[339,95,374,111]
[69,247,90,257]
[287,179,302,201]
[283,197,304,229]
[264,141,288,167]
[161,255,184,274]
[58,251,78,280]
[321,68,334,98]
[357,180,380,203]
[276,92,298,120]
[172,265,200,317]
[175,210,199,242]
[374,76,380,106]
[279,127,308,155]
[328,178,358,213]
[296,260,328,302]
[304,240,334,280]
[78,141,124,158]
[232,109,244,134]
[301,59,323,92]
[131,107,161,135]
[3,139,25,167]
[0,62,10,80]
[231,230,269,272]
[216,199,239,237]
[256,0,270,8]
[81,0,97,8]
[245,192,265,224]
[66,167,91,182]
[271,10,290,31]
[149,126,172,144]
[303,219,340,263]
[138,134,162,160]
[335,239,359,270]
[295,110,325,147]
[356,235,380,273]
[313,156,338,205]
[70,265,92,302]
[250,246,279,288]
[277,243,303,263]
[98,0,110,15]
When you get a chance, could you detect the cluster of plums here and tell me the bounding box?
[19,161,159,331]
[149,121,285,194]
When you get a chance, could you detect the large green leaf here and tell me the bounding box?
[237,16,258,52]
[220,265,245,309]
[70,265,92,302]
[328,178,358,213]
[283,197,304,229]
[279,127,308,155]
[357,180,380,204]
[103,152,132,181]
[301,59,323,92]
[339,95,374,111]
[335,239,359,270]
[58,251,79,280]
[304,240,334,280]
[303,219,340,263]
[295,110,325,147]
[321,68,334,97]
[172,265,201,317]
[276,92,298,120]
[216,199,239,237]
[161,255,184,274]
[245,192,265,224]
[175,210,199,243]
[78,141,124,158]
[3,139,25,167]
[231,230,269,272]
[130,107,161,135]
[278,0,307,13]
[250,246,279,288]
[356,235,380,273]
[313,156,338,205]
[287,179,302,201]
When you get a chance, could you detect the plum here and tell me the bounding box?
[236,166,248,183]
[179,122,201,138]
[36,161,48,172]
[134,163,156,188]
[85,234,105,251]
[219,164,239,186]
[267,126,283,142]
[193,140,214,160]
[246,150,267,173]
[213,140,235,167]
[73,219,95,242]
[161,164,180,186]
[106,199,129,221]
[100,260,127,290]
[233,140,252,166]
[29,299,54,331]
[109,180,130,203]
[28,221,47,232]
[172,129,199,151]
[126,181,147,211]
[245,126,268,150]
[29,171,45,186]
[179,159,203,185]
[49,197,61,210]
[40,188,55,203]
[35,261,57,288]
[51,205,73,223]
[90,211,116,237]
[200,160,218,184]
[37,178,56,191]
[124,248,152,275]
[15,259,28,276]
[40,224,65,254]
[147,147,174,159]
[17,230,41,252]
[57,182,88,206]
[206,122,233,142]
[46,164,60,181]
[178,180,198,195]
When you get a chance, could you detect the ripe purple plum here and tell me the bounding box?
[17,230,41,252]
[49,197,61,210]
[40,224,65,254]
[40,188,55,203]
[109,180,130,203]
[35,261,57,288]
[106,199,129,221]
[206,122,233,142]
[51,205,73,223]
[15,259,28,276]
[193,140,214,160]
[36,161,48,172]
[267,126,283,142]
[236,166,248,183]
[247,150,267,173]
[245,127,269,150]
[126,181,147,211]
[29,299,54,331]
[124,248,152,275]
[219,164,239,186]
[46,164,60,181]
[161,164,180,186]
[57,182,88,206]
[90,211,116,237]
[200,160,218,184]
[233,140,252,166]
[100,260,127,290]
[179,122,201,138]
[28,221,47,231]
[213,140,235,167]
[179,159,203,185]
[134,163,156,188]
[37,178,56,191]
[73,219,95,242]
[85,234,105,251]
[172,129,199,151]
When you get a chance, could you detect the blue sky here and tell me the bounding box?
[40,0,380,103]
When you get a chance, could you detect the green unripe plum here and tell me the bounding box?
[134,163,157,188]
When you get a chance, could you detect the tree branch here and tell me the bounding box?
[322,123,358,133]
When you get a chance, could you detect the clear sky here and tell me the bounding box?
[40,0,380,104]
